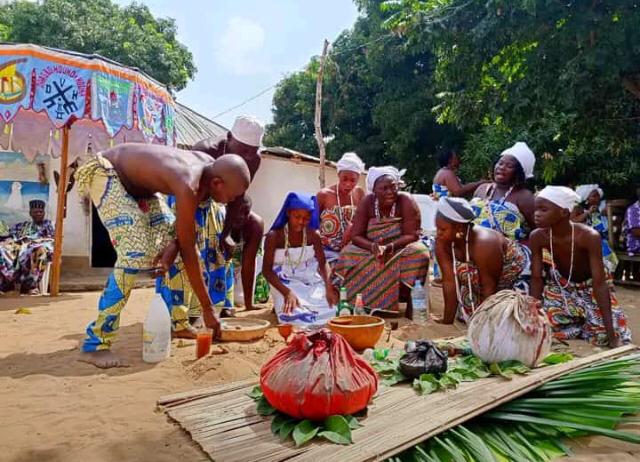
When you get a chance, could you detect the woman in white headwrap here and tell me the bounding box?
[317,152,366,262]
[471,142,536,241]
[571,184,617,272]
[434,197,529,323]
[334,166,430,315]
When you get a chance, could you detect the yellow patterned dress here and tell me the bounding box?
[76,154,175,352]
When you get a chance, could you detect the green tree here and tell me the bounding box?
[0,0,195,91]
[384,0,640,194]
[266,0,461,192]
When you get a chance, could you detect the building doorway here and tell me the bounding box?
[91,205,116,267]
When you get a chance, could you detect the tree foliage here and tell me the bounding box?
[0,0,196,91]
[267,0,640,196]
[266,0,461,192]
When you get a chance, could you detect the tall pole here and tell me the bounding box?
[314,39,330,188]
[49,124,70,296]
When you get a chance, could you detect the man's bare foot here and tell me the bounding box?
[172,328,197,340]
[220,309,235,318]
[78,350,130,369]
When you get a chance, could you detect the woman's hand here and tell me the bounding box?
[371,242,386,262]
[326,285,339,306]
[202,308,221,338]
[151,239,179,276]
[283,290,300,313]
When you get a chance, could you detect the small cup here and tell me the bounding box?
[196,327,213,359]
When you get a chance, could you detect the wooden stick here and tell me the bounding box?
[314,39,330,188]
[49,125,70,296]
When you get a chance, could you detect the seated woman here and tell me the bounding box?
[472,142,535,241]
[335,167,430,314]
[262,192,338,326]
[531,186,631,347]
[434,197,529,323]
[572,184,618,273]
[317,152,366,263]
[432,148,487,199]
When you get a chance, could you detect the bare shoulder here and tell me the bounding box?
[398,192,418,207]
[308,228,322,243]
[474,182,490,198]
[529,228,548,246]
[575,222,600,244]
[354,186,366,201]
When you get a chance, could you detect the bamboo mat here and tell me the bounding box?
[159,345,637,462]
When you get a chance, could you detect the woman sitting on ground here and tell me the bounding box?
[471,142,536,242]
[317,152,366,263]
[572,184,618,273]
[432,148,487,199]
[335,167,430,315]
[262,192,338,326]
[435,197,529,324]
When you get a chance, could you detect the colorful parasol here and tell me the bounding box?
[0,43,176,295]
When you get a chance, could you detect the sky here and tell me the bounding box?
[114,0,360,129]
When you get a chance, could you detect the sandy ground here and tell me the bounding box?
[0,285,638,462]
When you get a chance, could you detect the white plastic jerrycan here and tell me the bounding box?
[143,280,172,363]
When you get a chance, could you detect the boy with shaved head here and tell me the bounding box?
[75,143,250,368]
[530,186,631,347]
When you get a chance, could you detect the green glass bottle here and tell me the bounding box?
[337,287,352,317]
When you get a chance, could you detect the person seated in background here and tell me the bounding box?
[624,186,640,256]
[262,192,338,326]
[317,152,366,265]
[0,200,55,295]
[335,167,430,317]
[432,148,487,199]
[572,184,618,273]
[230,195,268,311]
[434,197,529,324]
[530,186,631,347]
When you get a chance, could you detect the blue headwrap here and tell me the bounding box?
[270,192,320,231]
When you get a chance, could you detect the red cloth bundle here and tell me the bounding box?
[260,329,378,421]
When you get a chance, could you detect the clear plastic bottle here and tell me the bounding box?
[411,280,428,326]
[143,283,172,363]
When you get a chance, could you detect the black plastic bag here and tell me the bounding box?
[399,340,448,379]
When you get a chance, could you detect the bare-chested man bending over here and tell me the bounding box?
[75,143,250,368]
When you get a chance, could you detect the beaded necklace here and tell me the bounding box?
[284,224,307,273]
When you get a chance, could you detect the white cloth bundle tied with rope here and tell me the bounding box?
[467,290,552,367]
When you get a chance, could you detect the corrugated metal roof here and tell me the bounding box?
[175,102,228,148]
[261,146,336,168]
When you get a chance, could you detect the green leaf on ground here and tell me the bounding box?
[247,385,264,400]
[292,420,320,447]
[543,353,574,365]
[256,396,277,416]
[319,430,352,445]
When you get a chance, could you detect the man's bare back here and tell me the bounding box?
[103,143,213,199]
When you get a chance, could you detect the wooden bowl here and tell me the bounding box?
[327,315,385,350]
[219,318,270,342]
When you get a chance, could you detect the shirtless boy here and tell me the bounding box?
[76,143,250,368]
[530,186,631,347]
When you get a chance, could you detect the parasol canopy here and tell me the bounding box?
[0,43,176,295]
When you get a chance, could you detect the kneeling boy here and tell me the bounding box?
[530,186,631,347]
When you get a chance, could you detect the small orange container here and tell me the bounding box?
[196,328,213,359]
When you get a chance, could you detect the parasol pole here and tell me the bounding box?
[49,124,70,296]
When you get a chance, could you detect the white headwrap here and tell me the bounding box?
[575,184,604,202]
[336,152,365,174]
[537,186,580,211]
[500,141,536,179]
[231,115,264,148]
[437,197,475,223]
[366,166,405,193]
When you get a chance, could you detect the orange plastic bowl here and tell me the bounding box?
[327,315,385,350]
